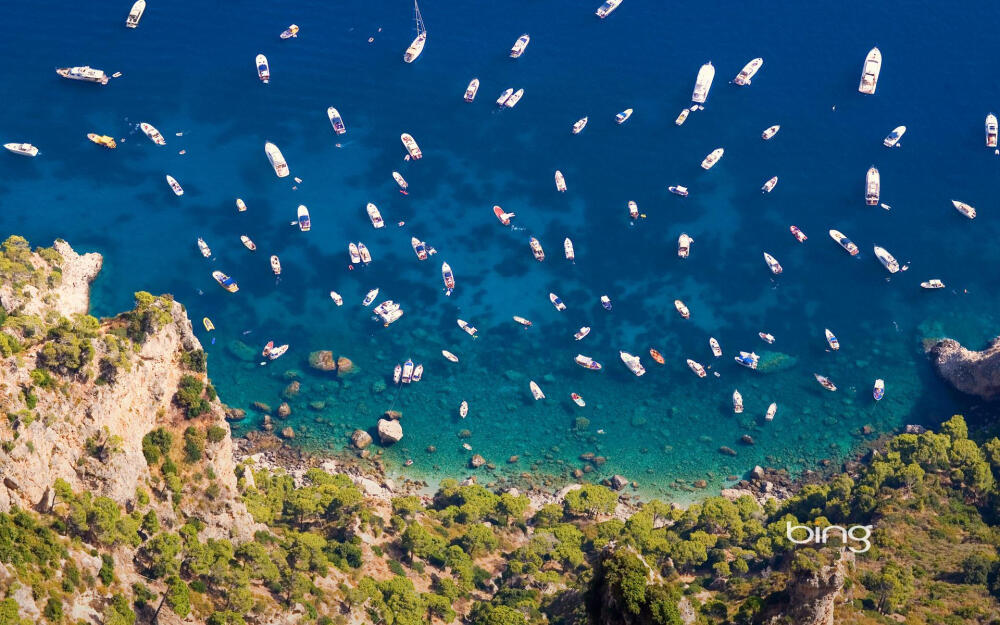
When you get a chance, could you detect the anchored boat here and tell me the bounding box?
[328,107,346,134]
[873,379,885,401]
[828,229,859,255]
[686,359,707,378]
[572,117,588,134]
[510,34,530,58]
[692,61,715,103]
[403,0,427,63]
[669,185,689,197]
[529,237,545,261]
[550,293,566,311]
[212,271,238,293]
[126,0,146,28]
[761,125,780,140]
[988,114,998,147]
[883,125,906,147]
[280,24,299,39]
[873,245,900,273]
[464,78,480,102]
[265,142,289,177]
[297,205,310,231]
[56,66,109,85]
[596,0,623,18]
[615,108,633,124]
[733,57,762,85]
[493,205,515,225]
[165,175,184,196]
[733,390,743,413]
[858,47,882,95]
[140,123,165,145]
[814,373,838,391]
[920,279,945,289]
[761,176,778,193]
[790,226,807,242]
[411,237,428,260]
[735,351,759,369]
[255,54,270,83]
[701,148,724,170]
[367,203,384,228]
[619,351,646,376]
[763,252,782,275]
[951,200,977,219]
[401,133,422,159]
[3,143,38,157]
[865,166,880,205]
[825,329,839,350]
[678,233,693,258]
[575,354,603,371]
[442,262,455,292]
[564,238,575,261]
[555,170,567,192]
[674,299,690,319]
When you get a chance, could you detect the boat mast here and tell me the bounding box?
[414,0,425,36]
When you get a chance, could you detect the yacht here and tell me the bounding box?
[873,245,900,273]
[814,373,838,392]
[790,226,807,242]
[677,233,693,258]
[493,205,515,225]
[126,0,145,28]
[951,200,977,219]
[883,125,906,147]
[761,176,778,193]
[504,88,524,108]
[265,142,289,177]
[733,390,743,413]
[400,133,422,159]
[357,243,372,264]
[411,237,428,260]
[735,351,759,369]
[686,359,707,378]
[555,170,567,192]
[675,108,690,125]
[873,379,885,401]
[549,292,566,311]
[402,360,414,384]
[615,108,633,124]
[3,143,38,157]
[575,354,602,371]
[140,123,165,145]
[297,205,310,231]
[619,351,646,376]
[701,148,724,170]
[761,125,780,140]
[442,350,459,362]
[56,66,109,85]
[367,203,385,228]
[165,175,184,196]
[828,229,859,255]
[596,0,623,18]
[510,34,530,58]
[628,201,639,219]
[280,24,299,39]
[858,47,882,94]
[496,88,514,106]
[865,166,880,205]
[530,381,545,400]
[240,235,256,251]
[348,243,361,264]
[87,134,116,149]
[412,365,424,382]
[403,0,427,63]
[572,117,588,134]
[669,185,689,197]
[987,114,998,147]
[255,54,270,83]
[574,326,591,340]
[270,255,281,275]
[197,238,211,258]
[733,58,762,86]
[442,262,455,291]
[212,270,238,293]
[765,403,777,421]
[362,289,379,306]
[529,237,545,261]
[763,252,782,274]
[825,328,839,350]
[921,279,945,289]
[392,171,408,192]
[464,78,480,102]
[564,238,575,261]
[457,319,478,337]
[691,62,715,103]
[674,299,690,319]
[710,337,722,357]
[327,107,346,135]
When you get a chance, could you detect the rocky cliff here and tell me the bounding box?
[766,549,853,625]
[931,336,1000,400]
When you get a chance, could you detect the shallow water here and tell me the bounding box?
[3,0,999,498]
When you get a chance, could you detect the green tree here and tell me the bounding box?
[863,562,914,614]
[564,484,618,517]
[183,426,206,462]
[458,524,500,557]
[165,575,192,617]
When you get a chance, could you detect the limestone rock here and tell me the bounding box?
[225,408,246,421]
[277,402,291,418]
[308,350,336,371]
[252,401,272,413]
[384,410,402,421]
[282,381,300,398]
[377,419,403,444]
[336,356,356,376]
[350,429,373,450]
[611,475,629,490]
[931,336,1000,400]
[280,427,295,439]
[469,454,486,468]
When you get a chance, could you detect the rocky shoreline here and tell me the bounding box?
[931,336,1000,401]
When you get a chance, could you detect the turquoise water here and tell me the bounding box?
[3,0,1000,498]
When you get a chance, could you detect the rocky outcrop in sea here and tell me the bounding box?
[930,336,1000,400]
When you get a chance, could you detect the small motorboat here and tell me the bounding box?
[628,201,639,219]
[596,0,623,18]
[761,125,780,140]
[357,243,372,264]
[457,319,478,337]
[494,205,515,226]
[504,88,524,108]
[709,337,722,357]
[529,237,545,261]
[873,245,900,273]
[328,107,347,135]
[825,328,840,350]
[496,88,514,106]
[733,390,743,414]
[763,252,782,275]
[814,373,837,392]
[873,379,885,401]
[564,238,575,262]
[555,170,567,192]
[674,299,689,319]
[400,133,422,159]
[733,57,763,85]
[883,125,906,147]
[761,176,778,193]
[951,200,977,219]
[649,348,665,364]
[401,359,414,384]
[759,332,775,344]
[236,198,247,212]
[571,393,586,407]
[865,166,880,206]
[202,317,215,331]
[675,108,690,125]
[765,402,777,421]
[412,364,423,382]
[601,295,612,311]
[572,117,588,134]
[367,203,385,228]
[349,243,361,264]
[362,288,379,306]
[165,175,184,196]
[87,133,117,149]
[140,123,165,145]
[411,237,428,260]
[297,205,311,231]
[513,316,532,327]
[3,142,39,157]
[464,78,480,102]
[574,326,591,340]
[240,235,256,251]
[686,359,707,378]
[829,229,859,255]
[619,351,646,376]
[442,350,459,362]
[126,0,146,28]
[858,47,882,95]
[266,344,289,361]
[529,380,545,400]
[510,33,531,58]
[790,226,807,242]
[735,351,759,369]
[575,354,603,371]
[212,270,238,293]
[197,238,211,258]
[256,54,270,83]
[988,113,998,148]
[701,148,724,170]
[393,364,402,384]
[393,171,409,192]
[442,262,456,292]
[459,401,468,418]
[550,292,566,311]
[615,108,633,124]
[280,24,299,39]
[668,185,689,197]
[920,279,945,289]
[330,291,344,306]
[678,233,693,258]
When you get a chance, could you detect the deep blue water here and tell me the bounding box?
[3,0,1000,498]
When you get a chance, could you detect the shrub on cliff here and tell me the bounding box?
[174,374,210,418]
[122,291,174,344]
[183,426,206,462]
[564,484,618,517]
[36,314,99,375]
[142,428,173,465]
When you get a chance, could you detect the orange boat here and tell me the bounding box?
[649,348,665,364]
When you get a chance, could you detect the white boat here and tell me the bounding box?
[615,108,633,124]
[126,0,146,28]
[366,203,384,228]
[733,57,762,86]
[674,299,689,319]
[297,205,310,231]
[858,47,882,95]
[763,252,782,275]
[549,292,566,311]
[790,226,807,242]
[572,117,588,134]
[865,166,880,206]
[735,351,759,369]
[240,235,256,251]
[196,238,211,258]
[675,108,690,126]
[442,262,455,292]
[393,364,402,384]
[280,24,299,39]
[529,237,545,261]
[459,401,468,418]
[988,114,998,148]
[165,175,184,196]
[759,332,775,344]
[494,205,515,225]
[601,295,612,311]
[761,125,780,140]
[572,393,586,407]
[349,243,361,264]
[140,123,165,145]
[873,245,900,273]
[530,381,545,400]
[564,238,575,261]
[669,185,689,197]
[403,0,427,63]
[442,350,459,362]
[921,279,945,289]
[362,289,379,306]
[691,62,715,103]
[266,344,289,361]
[464,78,480,102]
[212,270,238,293]
[457,319,478,337]
[56,66,109,85]
[555,170,567,192]
[402,359,415,384]
[828,229,859,256]
[678,233,693,258]
[686,359,707,378]
[510,34,530,58]
[619,351,646,376]
[574,326,591,341]
[951,200,977,219]
[236,198,247,212]
[628,201,639,219]
[330,291,343,306]
[513,316,532,327]
[765,403,777,421]
[873,379,885,401]
[327,107,346,135]
[496,88,514,106]
[357,243,372,264]
[575,354,603,371]
[265,142,289,177]
[412,364,423,382]
[883,125,906,147]
[596,0,623,18]
[733,390,743,414]
[761,176,778,193]
[411,237,428,260]
[814,373,837,391]
[255,54,270,83]
[710,337,722,357]
[393,171,409,191]
[701,148,724,170]
[400,133,422,159]
[825,328,839,350]
[504,88,524,108]
[3,143,38,157]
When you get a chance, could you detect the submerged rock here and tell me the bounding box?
[377,419,403,444]
[308,401,325,411]
[308,350,336,371]
[225,408,246,421]
[756,350,799,373]
[719,446,737,456]
[277,403,291,418]
[282,381,300,398]
[611,475,628,490]
[350,429,372,450]
[336,356,356,376]
[931,336,1000,400]
[469,454,486,468]
[252,402,271,413]
[280,427,295,439]
[226,340,257,362]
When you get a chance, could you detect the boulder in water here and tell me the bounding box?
[350,429,373,450]
[308,350,336,371]
[469,454,486,468]
[277,403,291,418]
[282,381,300,398]
[280,427,295,439]
[931,336,1000,400]
[251,401,271,413]
[336,356,356,376]
[377,419,403,444]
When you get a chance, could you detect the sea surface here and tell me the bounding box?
[3,0,1000,499]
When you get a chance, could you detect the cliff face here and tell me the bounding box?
[931,337,1000,400]
[765,549,853,625]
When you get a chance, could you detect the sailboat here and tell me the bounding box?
[403,0,427,63]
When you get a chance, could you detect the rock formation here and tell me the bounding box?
[931,337,1000,400]
[767,549,853,625]
[377,418,403,444]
